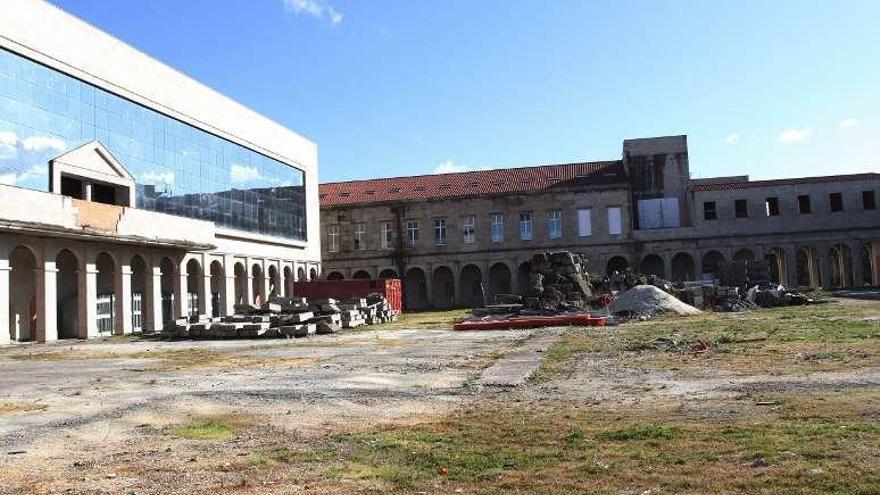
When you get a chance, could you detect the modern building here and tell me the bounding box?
[1,0,321,343]
[319,135,880,309]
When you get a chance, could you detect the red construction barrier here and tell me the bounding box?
[293,278,403,313]
[453,313,606,331]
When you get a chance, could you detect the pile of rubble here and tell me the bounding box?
[163,293,398,340]
[608,284,701,318]
[524,251,594,310]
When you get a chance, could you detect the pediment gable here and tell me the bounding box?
[50,141,134,182]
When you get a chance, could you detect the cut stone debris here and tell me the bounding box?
[609,284,701,317]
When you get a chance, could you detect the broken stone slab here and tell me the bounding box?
[315,321,341,335]
[282,311,314,324]
[280,324,316,338]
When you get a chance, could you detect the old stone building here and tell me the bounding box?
[319,135,880,309]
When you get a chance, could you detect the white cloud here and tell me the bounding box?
[230,163,262,183]
[778,127,812,144]
[141,170,175,185]
[722,133,741,145]
[839,118,858,129]
[0,173,16,185]
[282,0,343,26]
[0,131,17,160]
[22,135,66,152]
[434,160,469,174]
[0,164,48,186]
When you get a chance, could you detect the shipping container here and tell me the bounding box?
[293,278,402,313]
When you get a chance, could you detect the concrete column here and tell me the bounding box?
[262,262,272,301]
[84,183,92,202]
[783,246,798,287]
[479,261,491,306]
[79,262,99,338]
[202,272,212,317]
[145,265,163,332]
[246,275,255,305]
[176,264,188,319]
[0,258,10,345]
[36,261,59,342]
[850,242,865,287]
[819,250,833,289]
[115,264,133,335]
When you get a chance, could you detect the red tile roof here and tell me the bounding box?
[320,160,626,207]
[689,173,880,192]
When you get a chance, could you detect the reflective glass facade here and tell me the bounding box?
[0,48,306,240]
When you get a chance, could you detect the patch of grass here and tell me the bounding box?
[166,418,240,440]
[595,424,680,441]
[532,330,599,381]
[380,309,469,330]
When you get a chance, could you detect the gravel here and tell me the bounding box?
[609,284,701,316]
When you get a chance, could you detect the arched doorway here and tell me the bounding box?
[829,244,853,288]
[516,261,531,296]
[459,264,484,308]
[252,263,264,306]
[765,248,787,284]
[283,266,293,295]
[234,262,247,305]
[670,252,695,281]
[489,263,512,300]
[796,246,821,288]
[404,268,428,310]
[268,264,280,298]
[96,252,116,334]
[56,249,79,339]
[309,268,317,281]
[701,251,725,281]
[186,258,202,318]
[210,260,224,317]
[432,266,455,309]
[326,271,344,281]
[640,254,665,278]
[159,257,175,328]
[733,249,755,264]
[297,267,306,281]
[130,255,147,333]
[379,268,398,279]
[352,270,371,280]
[9,246,37,341]
[862,246,874,286]
[606,256,629,275]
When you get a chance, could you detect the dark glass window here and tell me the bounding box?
[863,190,877,210]
[765,197,780,216]
[0,48,306,240]
[829,192,843,212]
[734,199,748,218]
[797,194,812,214]
[703,201,717,221]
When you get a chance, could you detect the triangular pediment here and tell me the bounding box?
[50,141,134,182]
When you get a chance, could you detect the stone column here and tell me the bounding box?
[176,263,189,319]
[818,249,833,289]
[662,252,673,281]
[263,262,272,301]
[425,264,434,308]
[36,261,59,342]
[145,265,164,332]
[202,271,213,317]
[850,242,865,287]
[479,261,491,307]
[116,264,133,335]
[79,262,99,339]
[0,258,10,345]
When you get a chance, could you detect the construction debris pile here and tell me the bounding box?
[163,293,398,340]
[609,284,701,318]
[524,251,595,310]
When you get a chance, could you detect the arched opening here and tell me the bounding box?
[252,263,265,306]
[404,268,429,310]
[640,254,665,278]
[56,249,79,339]
[459,264,484,308]
[186,258,202,318]
[96,252,116,334]
[765,248,787,284]
[733,249,755,264]
[379,268,398,279]
[796,246,821,288]
[210,260,224,317]
[326,271,345,281]
[516,261,531,296]
[829,244,853,288]
[606,256,629,276]
[489,263,512,301]
[701,251,725,281]
[159,257,175,328]
[268,264,280,298]
[670,252,695,282]
[432,266,455,309]
[352,270,371,280]
[297,267,306,281]
[309,268,318,281]
[283,266,293,295]
[862,246,874,286]
[130,255,147,333]
[9,246,37,342]
[234,262,247,305]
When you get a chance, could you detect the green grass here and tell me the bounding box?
[166,418,239,440]
[380,309,469,330]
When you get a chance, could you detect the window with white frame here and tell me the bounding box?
[490,214,504,243]
[548,210,562,239]
[353,223,365,250]
[607,207,622,235]
[381,222,395,249]
[433,218,446,246]
[328,225,340,252]
[462,215,475,244]
[519,212,533,240]
[577,208,592,237]
[406,220,419,247]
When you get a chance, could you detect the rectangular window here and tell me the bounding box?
[829,192,843,212]
[797,194,812,214]
[607,207,622,235]
[765,197,780,216]
[548,210,562,239]
[863,190,877,210]
[519,212,533,240]
[433,218,446,246]
[490,214,504,243]
[406,220,419,247]
[703,201,717,221]
[735,199,748,218]
[328,225,340,252]
[353,223,365,250]
[577,208,592,237]
[381,222,395,249]
[462,215,475,244]
[636,197,679,229]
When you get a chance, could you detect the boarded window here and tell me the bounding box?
[577,208,592,237]
[607,207,622,235]
[863,190,877,210]
[636,197,679,229]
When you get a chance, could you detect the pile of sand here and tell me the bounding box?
[608,285,701,316]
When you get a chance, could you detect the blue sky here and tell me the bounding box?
[52,0,880,183]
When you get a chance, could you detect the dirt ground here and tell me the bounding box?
[0,298,878,494]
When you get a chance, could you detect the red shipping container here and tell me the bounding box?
[293,278,402,313]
